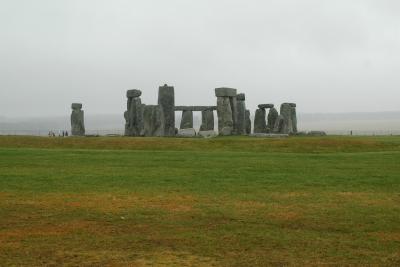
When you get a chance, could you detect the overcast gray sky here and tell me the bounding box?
[0,0,399,117]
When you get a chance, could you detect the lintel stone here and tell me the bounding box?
[258,104,274,109]
[71,103,82,109]
[215,87,237,97]
[127,89,142,98]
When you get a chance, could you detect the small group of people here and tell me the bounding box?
[48,130,69,137]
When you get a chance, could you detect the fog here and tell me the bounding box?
[1,0,400,118]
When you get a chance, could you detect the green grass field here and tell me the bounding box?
[1,136,400,266]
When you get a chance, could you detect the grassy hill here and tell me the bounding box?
[0,136,399,266]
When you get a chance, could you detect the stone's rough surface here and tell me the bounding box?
[143,105,163,137]
[180,110,193,129]
[71,103,82,109]
[236,94,247,135]
[198,130,217,138]
[177,128,196,137]
[308,131,327,136]
[126,89,142,98]
[215,87,237,97]
[289,103,297,108]
[124,92,144,136]
[71,103,85,136]
[200,110,214,131]
[273,115,285,134]
[253,108,267,133]
[230,96,238,134]
[216,97,233,135]
[291,105,298,133]
[175,106,216,111]
[236,93,245,101]
[158,84,175,136]
[267,107,279,131]
[258,104,274,109]
[280,103,294,134]
[245,109,251,134]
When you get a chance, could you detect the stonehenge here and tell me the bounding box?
[71,103,85,136]
[124,89,144,136]
[117,85,299,137]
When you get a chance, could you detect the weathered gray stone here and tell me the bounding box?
[126,89,142,98]
[267,107,279,131]
[143,105,163,137]
[124,91,144,136]
[291,105,298,133]
[180,110,193,129]
[236,94,246,135]
[216,96,233,135]
[200,110,214,131]
[230,96,238,134]
[236,93,245,101]
[177,128,196,137]
[258,104,274,109]
[71,103,85,136]
[175,106,216,111]
[158,84,175,136]
[273,115,285,134]
[245,109,251,134]
[280,103,294,134]
[198,130,217,138]
[253,108,267,133]
[215,87,237,97]
[289,103,297,108]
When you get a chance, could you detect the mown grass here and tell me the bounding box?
[0,136,400,266]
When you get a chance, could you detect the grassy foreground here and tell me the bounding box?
[0,136,399,266]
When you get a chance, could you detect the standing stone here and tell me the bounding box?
[253,108,267,133]
[289,103,298,133]
[245,109,251,134]
[158,84,175,136]
[180,110,193,129]
[236,93,246,135]
[124,89,143,136]
[216,97,233,135]
[143,105,163,137]
[267,107,279,132]
[71,103,85,136]
[200,110,214,131]
[280,103,294,134]
[273,115,285,134]
[215,87,237,136]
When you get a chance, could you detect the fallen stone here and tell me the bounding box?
[198,130,217,138]
[308,131,327,136]
[177,128,196,137]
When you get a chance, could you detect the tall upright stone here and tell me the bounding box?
[200,110,214,131]
[253,108,267,133]
[245,109,251,134]
[289,103,298,133]
[180,110,193,129]
[280,103,294,134]
[158,84,175,136]
[71,103,85,136]
[215,87,237,136]
[143,105,163,137]
[273,115,285,134]
[267,107,279,132]
[236,93,247,135]
[124,89,144,136]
